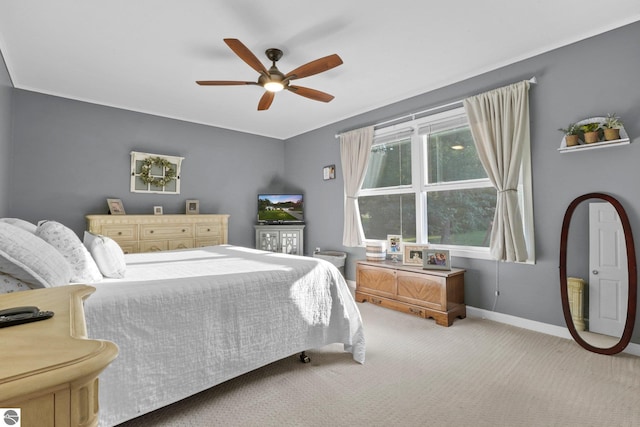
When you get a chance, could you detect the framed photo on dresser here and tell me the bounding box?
[107,198,126,215]
[186,199,200,215]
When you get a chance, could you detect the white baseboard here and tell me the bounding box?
[350,279,640,357]
[467,306,640,357]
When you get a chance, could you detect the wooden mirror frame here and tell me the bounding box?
[560,192,637,355]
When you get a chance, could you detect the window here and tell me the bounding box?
[358,107,534,261]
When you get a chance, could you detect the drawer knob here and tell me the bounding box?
[207,228,211,232]
[118,231,122,235]
[150,230,154,234]
[182,229,186,232]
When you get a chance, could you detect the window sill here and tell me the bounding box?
[447,246,535,264]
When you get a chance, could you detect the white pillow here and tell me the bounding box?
[36,220,102,283]
[0,218,37,234]
[83,231,126,279]
[0,222,72,288]
[0,272,33,294]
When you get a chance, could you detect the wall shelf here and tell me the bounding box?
[558,137,630,153]
[558,116,630,153]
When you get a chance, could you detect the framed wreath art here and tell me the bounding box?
[130,151,184,194]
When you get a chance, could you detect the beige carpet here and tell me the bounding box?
[117,302,640,427]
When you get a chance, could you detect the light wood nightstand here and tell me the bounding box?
[0,285,118,427]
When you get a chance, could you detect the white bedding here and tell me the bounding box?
[84,245,365,426]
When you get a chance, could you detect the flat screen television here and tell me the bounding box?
[257,194,304,224]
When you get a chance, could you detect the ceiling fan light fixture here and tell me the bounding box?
[264,81,284,92]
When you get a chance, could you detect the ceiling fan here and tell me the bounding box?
[196,38,343,111]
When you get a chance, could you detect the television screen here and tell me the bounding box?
[258,194,304,224]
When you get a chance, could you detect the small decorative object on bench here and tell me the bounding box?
[365,240,386,262]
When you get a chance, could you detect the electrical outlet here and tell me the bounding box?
[315,247,321,253]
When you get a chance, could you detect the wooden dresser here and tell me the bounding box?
[0,285,118,427]
[86,214,229,254]
[356,260,466,326]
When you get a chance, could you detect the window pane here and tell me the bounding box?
[359,194,416,241]
[362,138,412,189]
[427,188,496,247]
[426,127,487,184]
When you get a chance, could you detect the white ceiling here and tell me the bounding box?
[1,1,639,140]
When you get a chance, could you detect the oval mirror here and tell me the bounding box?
[560,192,637,354]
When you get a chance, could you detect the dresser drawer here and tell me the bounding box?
[140,224,193,240]
[169,239,194,251]
[196,238,223,247]
[139,240,169,252]
[118,242,138,254]
[196,223,221,238]
[100,224,138,241]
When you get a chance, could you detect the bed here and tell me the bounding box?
[84,244,365,426]
[0,218,365,427]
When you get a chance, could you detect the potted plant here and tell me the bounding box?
[580,122,600,144]
[558,123,581,147]
[602,114,623,141]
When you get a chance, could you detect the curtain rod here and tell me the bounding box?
[335,76,537,139]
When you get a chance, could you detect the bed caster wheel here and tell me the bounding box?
[299,351,311,363]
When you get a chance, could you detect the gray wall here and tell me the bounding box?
[0,50,12,216]
[285,21,640,338]
[9,90,286,247]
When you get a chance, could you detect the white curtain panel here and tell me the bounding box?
[463,81,530,262]
[339,126,374,247]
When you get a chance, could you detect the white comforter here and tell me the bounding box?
[84,245,365,426]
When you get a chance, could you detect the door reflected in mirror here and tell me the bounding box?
[560,193,637,355]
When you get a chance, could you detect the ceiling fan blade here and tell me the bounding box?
[287,85,335,103]
[284,54,343,80]
[258,91,275,110]
[224,38,269,76]
[196,80,257,86]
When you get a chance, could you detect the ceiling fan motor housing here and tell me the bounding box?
[265,48,283,62]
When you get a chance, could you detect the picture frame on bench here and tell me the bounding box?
[422,249,451,271]
[402,243,430,266]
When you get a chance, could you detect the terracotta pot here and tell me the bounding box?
[603,128,620,141]
[583,131,599,144]
[565,135,579,147]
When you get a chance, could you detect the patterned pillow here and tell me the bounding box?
[0,222,71,288]
[0,272,33,294]
[83,231,126,279]
[36,220,102,283]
